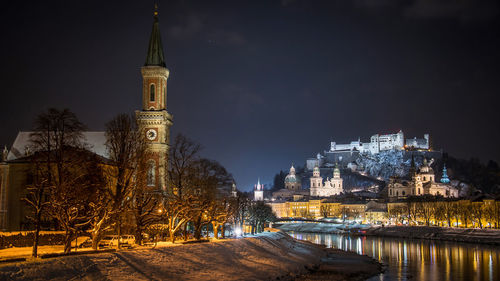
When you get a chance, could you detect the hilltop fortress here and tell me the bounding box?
[329,130,429,154]
[307,130,438,171]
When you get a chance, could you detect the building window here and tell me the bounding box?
[402,191,406,196]
[418,188,421,195]
[147,160,156,186]
[150,84,155,102]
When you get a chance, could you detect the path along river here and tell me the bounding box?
[288,231,500,281]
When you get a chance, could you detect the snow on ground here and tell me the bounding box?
[0,232,329,281]
[0,245,65,259]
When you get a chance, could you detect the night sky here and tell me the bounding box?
[1,0,499,191]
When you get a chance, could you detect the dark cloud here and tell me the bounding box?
[405,0,500,21]
[168,12,246,46]
[1,0,499,191]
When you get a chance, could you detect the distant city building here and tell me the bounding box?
[309,164,343,197]
[272,165,308,200]
[307,130,432,171]
[284,165,301,191]
[231,182,238,198]
[388,157,458,199]
[254,178,264,201]
[329,130,429,155]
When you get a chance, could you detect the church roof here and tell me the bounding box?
[144,8,166,67]
[7,131,108,161]
[285,174,300,183]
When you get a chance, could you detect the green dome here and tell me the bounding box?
[285,175,299,183]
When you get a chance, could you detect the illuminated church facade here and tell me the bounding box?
[0,9,171,230]
[309,164,343,197]
[387,158,458,199]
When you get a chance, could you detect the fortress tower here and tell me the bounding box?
[135,6,173,191]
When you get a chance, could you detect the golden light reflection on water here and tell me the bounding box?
[289,232,500,281]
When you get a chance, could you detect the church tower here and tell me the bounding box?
[254,179,264,201]
[136,6,173,191]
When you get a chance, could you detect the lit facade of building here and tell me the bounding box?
[0,10,173,230]
[329,130,429,155]
[284,165,301,191]
[135,9,172,191]
[254,179,264,201]
[272,165,308,200]
[310,165,343,197]
[388,158,458,199]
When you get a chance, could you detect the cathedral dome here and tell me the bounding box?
[285,174,299,183]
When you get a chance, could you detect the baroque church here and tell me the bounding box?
[387,158,458,199]
[268,164,343,201]
[309,164,343,197]
[0,9,172,231]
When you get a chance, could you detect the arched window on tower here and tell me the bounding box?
[150,84,155,102]
[147,160,156,186]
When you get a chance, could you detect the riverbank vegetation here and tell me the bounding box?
[388,195,500,228]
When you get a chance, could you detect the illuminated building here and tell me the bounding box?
[309,164,343,197]
[135,8,172,191]
[272,165,308,200]
[388,157,458,199]
[254,178,264,201]
[0,8,172,230]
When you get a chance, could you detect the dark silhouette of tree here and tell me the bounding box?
[103,114,147,248]
[272,171,286,191]
[25,108,85,256]
[248,201,276,234]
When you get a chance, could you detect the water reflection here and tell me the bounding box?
[289,232,500,281]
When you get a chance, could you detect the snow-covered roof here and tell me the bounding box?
[7,131,108,161]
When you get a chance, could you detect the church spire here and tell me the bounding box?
[145,3,166,67]
[441,164,450,183]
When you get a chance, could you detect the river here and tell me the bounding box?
[288,232,500,281]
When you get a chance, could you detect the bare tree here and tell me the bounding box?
[457,201,471,228]
[25,108,85,256]
[189,159,233,240]
[22,161,50,257]
[234,192,251,234]
[167,134,201,198]
[433,202,446,227]
[442,200,456,227]
[320,205,332,218]
[416,201,434,226]
[471,202,484,228]
[161,194,195,243]
[47,150,104,253]
[248,202,276,234]
[104,114,147,247]
[405,197,418,225]
[131,156,161,245]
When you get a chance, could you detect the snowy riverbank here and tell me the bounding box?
[277,223,371,234]
[0,231,381,280]
[365,226,500,245]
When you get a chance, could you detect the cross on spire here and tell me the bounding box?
[145,2,166,67]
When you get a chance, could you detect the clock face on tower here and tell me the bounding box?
[146,129,157,141]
